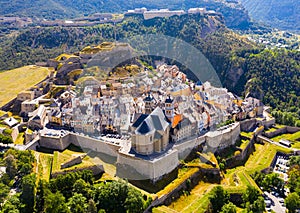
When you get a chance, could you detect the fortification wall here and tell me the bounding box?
[174,135,206,160]
[206,123,240,149]
[264,126,300,138]
[39,132,120,157]
[261,118,276,128]
[225,136,255,169]
[51,164,104,178]
[68,133,120,157]
[60,156,82,169]
[39,134,71,150]
[116,149,179,181]
[239,119,257,132]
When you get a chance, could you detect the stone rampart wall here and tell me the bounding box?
[60,156,82,169]
[264,126,300,138]
[39,133,121,157]
[116,150,179,181]
[173,135,206,160]
[206,123,240,149]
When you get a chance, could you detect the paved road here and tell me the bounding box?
[265,191,286,213]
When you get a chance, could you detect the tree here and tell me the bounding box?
[242,186,260,204]
[287,165,300,193]
[18,162,33,177]
[67,193,88,213]
[285,192,300,213]
[36,180,48,213]
[73,178,91,199]
[124,188,145,213]
[87,199,97,213]
[4,154,17,179]
[96,181,129,213]
[0,173,11,185]
[0,182,10,203]
[289,156,300,167]
[247,196,265,213]
[44,191,70,213]
[20,174,36,213]
[1,195,23,213]
[220,202,237,213]
[0,134,13,144]
[209,186,230,212]
[261,173,284,192]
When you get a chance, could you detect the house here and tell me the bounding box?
[49,109,62,126]
[28,105,47,130]
[170,114,194,143]
[131,107,170,155]
[4,117,19,128]
[21,100,38,114]
[244,97,264,116]
[17,91,35,102]
[170,84,191,97]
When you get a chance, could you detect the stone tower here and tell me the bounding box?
[165,96,174,122]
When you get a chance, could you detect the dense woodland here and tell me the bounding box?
[0,149,151,213]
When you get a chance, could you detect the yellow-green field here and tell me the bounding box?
[52,149,95,173]
[14,133,24,145]
[0,65,50,107]
[271,131,300,148]
[158,142,292,213]
[37,153,53,181]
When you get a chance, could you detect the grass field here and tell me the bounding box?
[38,153,53,181]
[161,141,292,212]
[168,183,213,213]
[52,149,95,173]
[156,167,199,198]
[0,65,50,107]
[271,131,300,148]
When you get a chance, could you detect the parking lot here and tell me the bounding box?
[273,155,290,181]
[264,191,286,213]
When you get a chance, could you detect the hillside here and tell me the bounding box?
[0,0,250,29]
[240,0,300,31]
[0,13,298,126]
[0,66,51,106]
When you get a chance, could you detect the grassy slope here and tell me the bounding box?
[271,131,300,149]
[160,142,291,213]
[0,65,50,107]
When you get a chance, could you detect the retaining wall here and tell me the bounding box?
[264,126,300,138]
[206,123,240,150]
[60,156,82,169]
[39,132,121,157]
[116,149,179,181]
[173,135,206,160]
[51,164,104,178]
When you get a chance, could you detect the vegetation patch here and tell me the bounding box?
[38,153,53,181]
[14,133,25,145]
[0,66,50,107]
[271,131,300,148]
[51,148,95,174]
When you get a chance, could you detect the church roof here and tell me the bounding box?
[134,107,170,135]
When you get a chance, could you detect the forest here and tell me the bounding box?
[0,149,151,213]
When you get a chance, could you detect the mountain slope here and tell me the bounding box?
[0,0,250,28]
[240,0,300,31]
